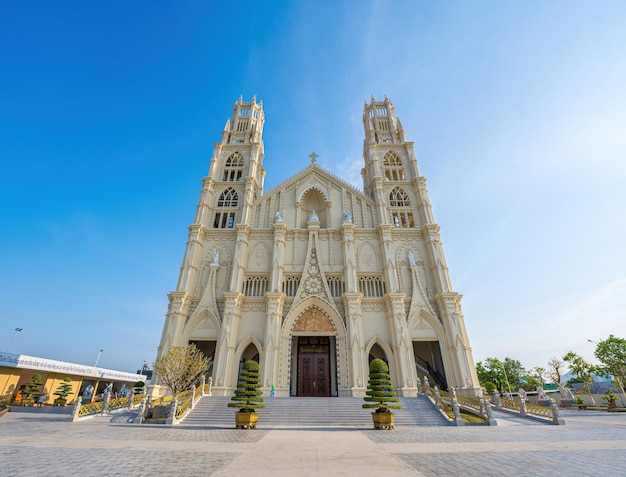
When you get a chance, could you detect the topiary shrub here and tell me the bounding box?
[602,390,619,410]
[363,359,402,413]
[228,360,265,412]
[53,377,73,406]
[22,374,43,406]
[484,382,497,394]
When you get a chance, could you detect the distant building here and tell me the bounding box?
[156,96,480,397]
[0,351,146,405]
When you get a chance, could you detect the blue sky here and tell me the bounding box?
[1,1,625,373]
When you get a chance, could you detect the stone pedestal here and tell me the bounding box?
[559,399,573,408]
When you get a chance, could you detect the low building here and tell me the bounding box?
[0,351,147,405]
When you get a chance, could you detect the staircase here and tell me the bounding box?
[180,395,451,428]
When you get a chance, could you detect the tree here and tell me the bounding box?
[593,335,626,397]
[22,373,43,406]
[154,344,209,397]
[53,377,73,405]
[546,357,565,385]
[475,357,525,394]
[525,367,546,388]
[362,358,402,413]
[563,351,598,405]
[228,360,265,412]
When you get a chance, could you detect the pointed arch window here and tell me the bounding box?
[383,151,405,181]
[389,187,414,228]
[213,187,238,228]
[389,187,410,207]
[217,187,238,207]
[222,152,244,181]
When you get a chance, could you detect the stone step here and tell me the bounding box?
[180,395,451,428]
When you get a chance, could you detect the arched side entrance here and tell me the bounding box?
[364,337,397,387]
[408,310,449,390]
[230,336,263,388]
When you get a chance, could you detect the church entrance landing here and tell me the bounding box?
[297,336,330,397]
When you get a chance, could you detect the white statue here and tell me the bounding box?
[408,250,415,267]
[343,211,352,222]
[309,210,318,221]
[275,211,283,222]
[558,383,573,399]
[518,388,527,401]
[211,250,220,266]
[536,386,548,400]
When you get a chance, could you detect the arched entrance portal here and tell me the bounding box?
[290,306,337,397]
[296,336,330,397]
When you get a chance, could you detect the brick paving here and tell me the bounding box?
[1,406,625,476]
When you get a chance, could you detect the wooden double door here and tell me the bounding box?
[297,336,331,397]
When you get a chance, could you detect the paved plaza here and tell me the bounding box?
[1,406,626,476]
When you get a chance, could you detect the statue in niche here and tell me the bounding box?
[211,250,220,266]
[343,211,352,222]
[408,250,415,267]
[309,210,319,221]
[275,210,283,222]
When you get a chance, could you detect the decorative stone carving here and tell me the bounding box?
[293,307,335,332]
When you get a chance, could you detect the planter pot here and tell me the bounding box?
[53,397,67,406]
[21,398,35,407]
[371,412,395,430]
[0,407,9,418]
[235,411,259,429]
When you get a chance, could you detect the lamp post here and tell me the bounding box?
[588,339,626,404]
[6,327,23,352]
[94,349,104,367]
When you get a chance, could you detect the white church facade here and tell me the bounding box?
[156,96,480,397]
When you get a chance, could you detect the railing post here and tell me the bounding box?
[207,377,213,396]
[450,387,464,426]
[200,376,206,396]
[166,397,178,425]
[191,386,197,410]
[493,392,502,410]
[484,396,497,426]
[71,396,83,422]
[102,393,110,415]
[433,386,440,408]
[423,377,429,396]
[550,399,565,425]
[518,394,527,417]
[135,394,148,425]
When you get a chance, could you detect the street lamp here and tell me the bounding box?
[94,349,104,367]
[6,327,23,352]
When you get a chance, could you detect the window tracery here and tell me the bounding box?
[382,151,404,181]
[222,152,244,181]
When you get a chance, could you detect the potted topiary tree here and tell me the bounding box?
[22,374,43,407]
[228,360,265,429]
[363,359,402,429]
[133,381,145,395]
[53,377,73,406]
[602,390,619,411]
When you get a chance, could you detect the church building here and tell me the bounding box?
[156,96,480,397]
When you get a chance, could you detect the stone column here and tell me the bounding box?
[263,292,284,394]
[343,292,366,396]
